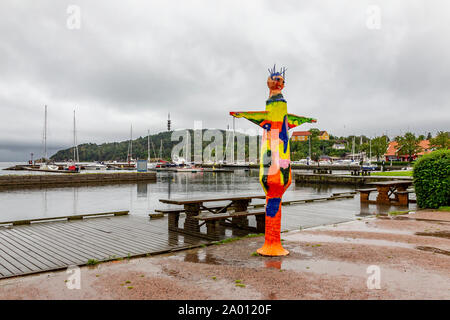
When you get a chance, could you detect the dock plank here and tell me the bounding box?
[0,228,71,267]
[81,219,189,252]
[0,194,369,279]
[0,233,51,271]
[56,218,174,253]
[35,222,139,258]
[3,227,88,265]
[0,247,31,274]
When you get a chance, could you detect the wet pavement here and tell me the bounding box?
[1,210,448,300]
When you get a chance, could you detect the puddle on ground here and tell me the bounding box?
[359,202,417,217]
[415,231,450,240]
[285,246,313,256]
[264,260,282,270]
[416,246,450,256]
[281,259,369,277]
[167,249,253,267]
[312,219,414,236]
[283,233,415,249]
[315,219,414,235]
[167,249,220,264]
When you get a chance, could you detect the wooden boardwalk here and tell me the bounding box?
[0,215,210,279]
[0,195,388,279]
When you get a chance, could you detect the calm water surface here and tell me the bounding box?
[0,165,354,221]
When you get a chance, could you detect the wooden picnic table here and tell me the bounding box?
[368,180,413,205]
[159,194,266,240]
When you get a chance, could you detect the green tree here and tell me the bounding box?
[396,132,423,162]
[369,136,390,161]
[429,131,450,150]
[308,129,321,162]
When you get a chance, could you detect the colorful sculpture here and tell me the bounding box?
[230,65,316,256]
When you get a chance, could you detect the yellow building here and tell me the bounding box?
[291,131,310,141]
[291,130,329,141]
[318,131,329,140]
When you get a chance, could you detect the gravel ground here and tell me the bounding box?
[0,210,449,300]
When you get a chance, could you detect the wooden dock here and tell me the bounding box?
[0,172,156,189]
[0,214,209,279]
[294,173,412,186]
[0,193,397,280]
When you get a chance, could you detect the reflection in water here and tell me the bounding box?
[137,183,148,198]
[0,170,403,223]
[264,260,282,270]
[42,189,48,217]
[184,250,219,265]
[168,230,183,247]
[73,187,78,215]
[292,182,336,194]
[358,202,416,217]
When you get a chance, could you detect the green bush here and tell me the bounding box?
[413,150,450,209]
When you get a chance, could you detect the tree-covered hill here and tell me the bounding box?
[51,128,444,162]
[50,130,252,162]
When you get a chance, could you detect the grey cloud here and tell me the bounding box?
[0,0,449,161]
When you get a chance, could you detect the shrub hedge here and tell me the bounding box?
[413,149,450,209]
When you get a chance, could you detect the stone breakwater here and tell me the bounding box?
[0,172,157,188]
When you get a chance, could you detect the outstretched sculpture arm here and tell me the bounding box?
[287,113,317,129]
[230,111,269,128]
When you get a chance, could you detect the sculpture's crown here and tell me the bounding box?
[268,64,287,80]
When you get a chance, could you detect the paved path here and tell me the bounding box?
[0,195,410,279]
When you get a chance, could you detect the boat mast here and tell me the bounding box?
[308,134,311,160]
[44,105,48,161]
[159,140,162,160]
[360,136,363,161]
[73,109,79,164]
[232,117,235,164]
[147,129,150,161]
[151,140,157,160]
[352,136,355,161]
[127,124,133,163]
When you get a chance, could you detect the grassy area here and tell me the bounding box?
[371,171,413,177]
[213,233,264,245]
[438,206,450,212]
[388,210,414,216]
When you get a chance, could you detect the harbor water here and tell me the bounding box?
[0,161,356,221]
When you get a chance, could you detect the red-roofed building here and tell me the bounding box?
[292,130,329,141]
[385,140,432,161]
[291,131,311,141]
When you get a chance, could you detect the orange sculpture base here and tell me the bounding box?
[256,211,289,256]
[257,243,289,257]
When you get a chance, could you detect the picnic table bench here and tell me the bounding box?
[351,169,372,176]
[313,168,333,174]
[357,180,413,206]
[355,188,377,202]
[159,195,266,240]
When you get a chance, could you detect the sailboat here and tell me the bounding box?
[147,130,159,169]
[111,124,137,170]
[39,105,59,171]
[69,110,106,171]
[67,109,80,172]
[127,124,132,163]
[361,137,376,171]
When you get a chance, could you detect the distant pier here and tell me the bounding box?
[294,173,412,186]
[0,172,156,189]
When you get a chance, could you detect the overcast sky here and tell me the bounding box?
[0,0,449,161]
